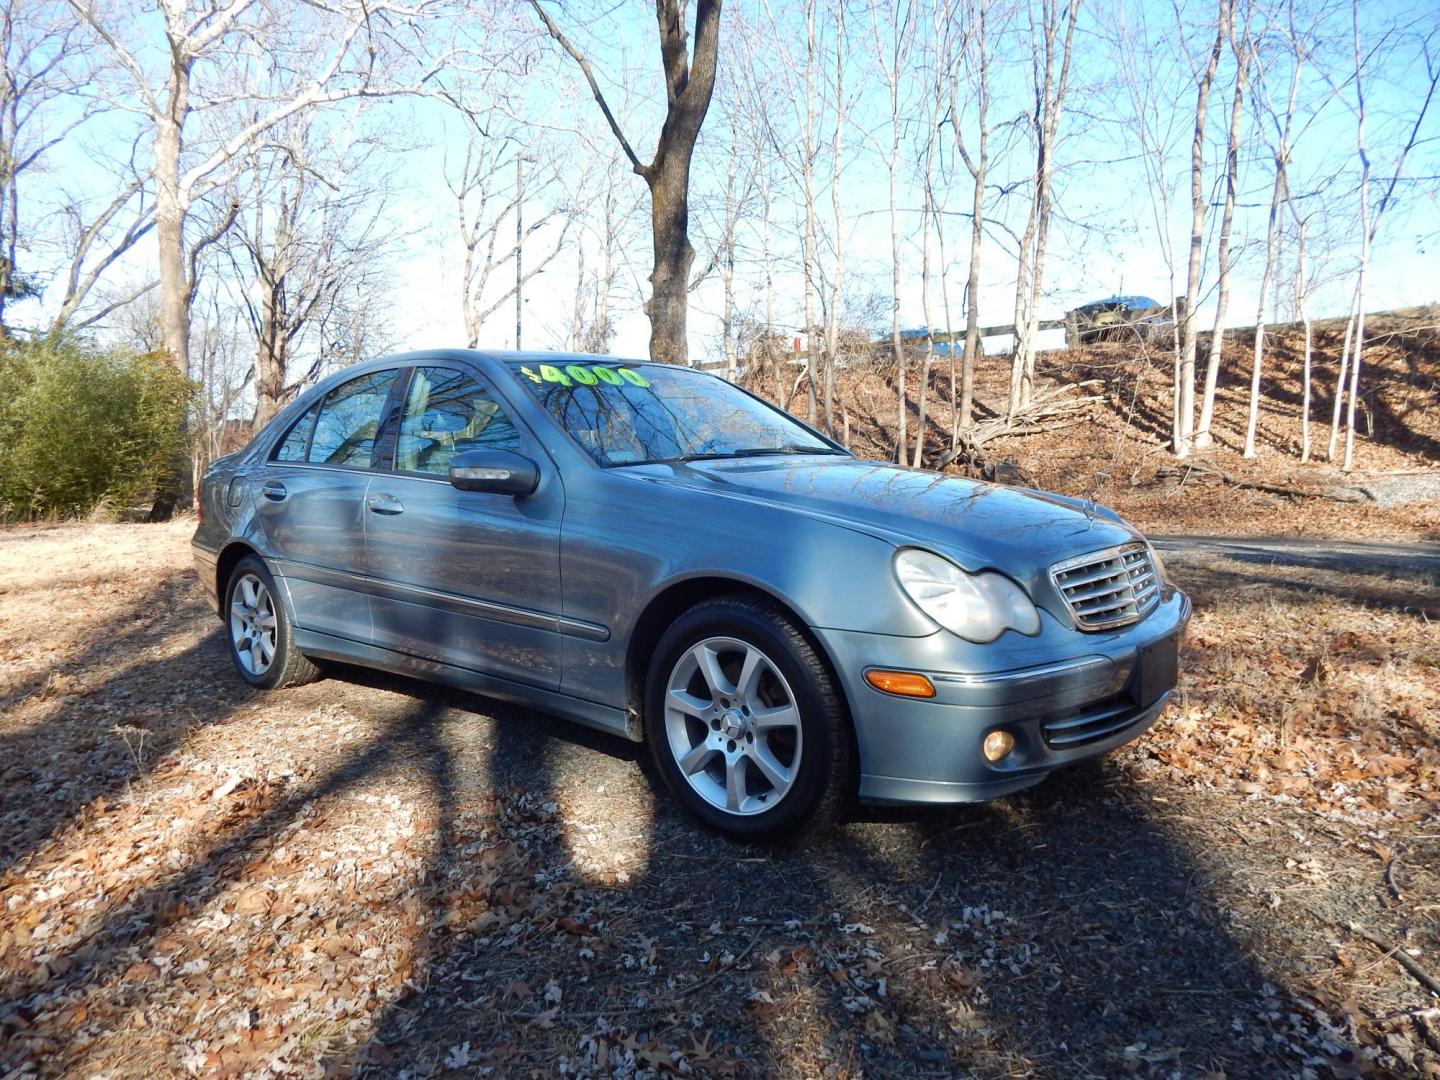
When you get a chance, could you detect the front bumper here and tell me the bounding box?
[814,586,1190,805]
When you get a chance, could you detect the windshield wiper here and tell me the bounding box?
[732,445,846,457]
[685,445,847,461]
[606,445,847,468]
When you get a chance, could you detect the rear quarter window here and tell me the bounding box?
[272,402,320,462]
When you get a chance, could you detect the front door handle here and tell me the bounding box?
[367,493,404,516]
[261,480,288,502]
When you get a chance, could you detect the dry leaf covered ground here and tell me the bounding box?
[1,519,1438,1079]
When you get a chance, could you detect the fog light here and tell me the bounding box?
[864,669,936,698]
[983,730,1015,762]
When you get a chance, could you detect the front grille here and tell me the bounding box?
[1050,543,1158,631]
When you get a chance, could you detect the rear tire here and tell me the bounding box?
[644,595,852,840]
[224,556,321,690]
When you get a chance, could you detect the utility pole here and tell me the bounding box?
[516,154,536,349]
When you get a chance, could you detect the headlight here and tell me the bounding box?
[894,549,1042,643]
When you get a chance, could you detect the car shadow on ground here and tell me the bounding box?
[339,668,1343,1079]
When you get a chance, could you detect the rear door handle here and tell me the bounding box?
[261,480,288,502]
[367,493,404,516]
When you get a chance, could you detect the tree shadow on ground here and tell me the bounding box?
[346,683,1343,1079]
[0,693,449,1067]
[1,639,1366,1077]
[0,570,249,877]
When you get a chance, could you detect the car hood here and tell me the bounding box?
[649,455,1140,574]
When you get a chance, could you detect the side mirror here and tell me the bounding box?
[449,448,540,496]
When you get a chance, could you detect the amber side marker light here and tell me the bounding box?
[864,670,936,698]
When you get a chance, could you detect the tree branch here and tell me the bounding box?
[528,0,649,179]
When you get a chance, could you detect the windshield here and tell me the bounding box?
[506,361,845,467]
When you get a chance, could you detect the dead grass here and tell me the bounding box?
[1,521,1438,1079]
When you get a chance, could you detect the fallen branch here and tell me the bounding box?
[1152,461,1373,503]
[926,391,1103,473]
[1350,924,1440,999]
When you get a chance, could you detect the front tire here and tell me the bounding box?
[644,596,852,840]
[224,556,321,690]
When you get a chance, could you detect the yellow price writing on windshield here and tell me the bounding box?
[529,364,650,389]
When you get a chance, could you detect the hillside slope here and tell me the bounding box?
[743,306,1440,541]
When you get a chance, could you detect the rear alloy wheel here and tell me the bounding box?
[645,597,851,840]
[224,556,321,690]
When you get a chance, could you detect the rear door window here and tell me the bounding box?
[307,370,398,468]
[395,367,522,476]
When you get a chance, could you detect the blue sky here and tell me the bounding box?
[13,0,1438,368]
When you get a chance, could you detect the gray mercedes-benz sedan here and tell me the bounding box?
[192,350,1189,838]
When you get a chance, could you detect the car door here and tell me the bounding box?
[254,367,400,644]
[364,364,564,690]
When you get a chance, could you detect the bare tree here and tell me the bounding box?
[951,0,993,435]
[1173,0,1229,456]
[1326,11,1437,470]
[1195,5,1249,451]
[1009,0,1080,417]
[1241,0,1306,459]
[870,0,918,460]
[67,0,462,378]
[688,80,759,380]
[750,0,824,421]
[563,149,639,355]
[913,0,955,467]
[0,0,127,329]
[224,111,401,431]
[1291,206,1316,462]
[531,0,722,366]
[449,128,572,350]
[46,169,157,334]
[819,0,851,433]
[68,0,468,513]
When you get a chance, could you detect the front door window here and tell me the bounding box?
[395,367,522,476]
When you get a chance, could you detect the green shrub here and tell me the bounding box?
[0,337,194,520]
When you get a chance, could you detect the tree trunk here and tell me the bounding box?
[957,0,988,434]
[1242,175,1283,459]
[1178,9,1226,458]
[1327,289,1359,461]
[645,152,695,365]
[913,179,935,468]
[252,271,287,431]
[1295,217,1313,463]
[960,124,985,431]
[1196,31,1247,449]
[890,162,905,461]
[149,72,192,522]
[821,1,847,436]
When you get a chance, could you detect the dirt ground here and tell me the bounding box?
[1,519,1438,1079]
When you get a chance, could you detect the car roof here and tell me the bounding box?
[372,348,662,368]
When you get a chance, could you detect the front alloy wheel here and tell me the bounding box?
[645,596,852,840]
[663,636,804,815]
